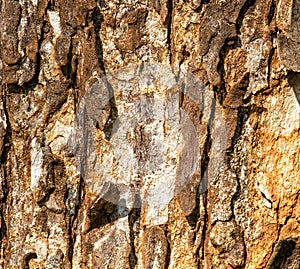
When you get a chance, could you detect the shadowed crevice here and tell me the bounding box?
[216,36,241,105]
[128,193,141,269]
[236,0,257,34]
[199,192,208,261]
[91,7,105,71]
[192,0,210,13]
[267,238,299,269]
[22,252,38,269]
[92,4,118,141]
[268,0,276,25]
[166,0,173,65]
[87,182,130,232]
[0,87,11,249]
[287,72,300,105]
[228,105,250,154]
[164,228,171,269]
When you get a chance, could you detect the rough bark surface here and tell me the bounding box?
[0,0,299,268]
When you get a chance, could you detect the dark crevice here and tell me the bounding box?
[67,217,74,267]
[239,231,247,269]
[202,31,218,58]
[199,192,208,261]
[91,7,105,71]
[128,193,141,269]
[176,45,190,82]
[0,87,11,250]
[87,199,125,230]
[127,42,147,55]
[6,17,46,92]
[187,99,215,228]
[14,2,22,64]
[225,106,250,246]
[6,84,33,95]
[92,4,118,141]
[213,84,224,106]
[259,188,273,206]
[22,252,38,269]
[46,0,56,11]
[241,73,251,104]
[194,217,203,269]
[266,199,282,267]
[0,87,12,170]
[87,183,129,232]
[268,0,276,25]
[164,228,171,269]
[67,176,84,268]
[66,185,77,268]
[287,71,300,105]
[166,0,173,65]
[177,55,187,108]
[71,57,79,115]
[187,127,211,227]
[198,100,215,259]
[267,20,276,89]
[266,238,298,269]
[21,12,48,90]
[236,0,257,35]
[95,0,108,9]
[61,40,73,80]
[0,210,7,244]
[228,105,250,154]
[230,172,241,219]
[179,82,184,107]
[201,99,215,182]
[102,81,119,140]
[270,26,278,39]
[224,107,251,269]
[36,187,55,206]
[67,105,87,267]
[186,188,201,228]
[216,36,241,105]
[71,56,79,90]
[192,0,210,13]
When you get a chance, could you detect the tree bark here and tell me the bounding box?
[0,0,299,268]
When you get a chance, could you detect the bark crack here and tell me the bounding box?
[216,36,241,105]
[164,227,171,269]
[92,6,105,72]
[268,0,276,25]
[192,0,210,13]
[22,252,38,269]
[91,4,119,141]
[199,192,208,261]
[0,87,11,265]
[166,0,173,65]
[128,193,141,269]
[236,0,257,35]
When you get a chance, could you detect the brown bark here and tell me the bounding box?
[0,0,299,268]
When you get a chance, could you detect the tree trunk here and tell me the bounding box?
[0,0,299,268]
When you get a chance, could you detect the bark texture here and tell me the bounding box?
[0,0,300,268]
